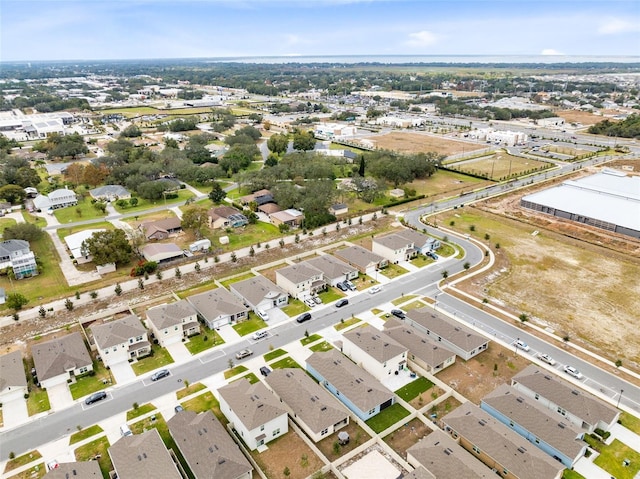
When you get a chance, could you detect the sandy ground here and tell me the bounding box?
[556,109,606,126]
[361,132,486,156]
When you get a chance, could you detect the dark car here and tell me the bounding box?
[174,405,184,413]
[296,312,312,323]
[391,309,406,319]
[335,299,349,308]
[337,282,348,292]
[260,366,272,377]
[85,391,107,405]
[151,369,170,381]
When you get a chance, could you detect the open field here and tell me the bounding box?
[98,106,214,118]
[361,131,486,156]
[449,152,551,180]
[556,109,607,126]
[403,169,493,207]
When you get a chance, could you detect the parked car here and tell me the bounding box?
[252,330,268,341]
[260,366,272,377]
[336,282,348,292]
[174,405,184,413]
[514,340,530,352]
[537,353,556,366]
[296,312,312,323]
[85,391,107,405]
[345,280,356,291]
[335,299,349,308]
[369,285,382,294]
[563,365,584,379]
[390,309,406,319]
[47,460,60,471]
[257,309,269,321]
[236,349,253,360]
[304,298,316,308]
[120,424,133,437]
[313,296,322,305]
[151,369,170,381]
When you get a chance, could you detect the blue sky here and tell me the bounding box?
[2,0,639,61]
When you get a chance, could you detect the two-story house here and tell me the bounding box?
[333,245,388,276]
[0,239,38,279]
[108,429,181,479]
[275,263,326,300]
[145,300,199,347]
[32,332,93,389]
[32,187,77,211]
[229,275,288,313]
[341,325,408,381]
[372,232,419,263]
[188,288,249,329]
[305,255,358,287]
[91,315,150,368]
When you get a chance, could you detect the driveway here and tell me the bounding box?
[1,397,29,428]
[109,361,136,385]
[165,342,192,364]
[47,383,74,411]
[214,324,242,344]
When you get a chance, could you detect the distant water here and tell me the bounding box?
[204,54,640,64]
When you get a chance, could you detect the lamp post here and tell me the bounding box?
[617,389,624,409]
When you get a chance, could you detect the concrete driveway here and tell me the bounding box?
[109,361,136,385]
[165,342,191,364]
[1,396,29,428]
[47,383,74,411]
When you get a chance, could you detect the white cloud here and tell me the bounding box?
[541,48,564,56]
[598,18,640,35]
[405,30,437,47]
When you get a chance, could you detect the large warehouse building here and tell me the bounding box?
[520,169,640,239]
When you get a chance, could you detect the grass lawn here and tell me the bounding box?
[620,412,640,435]
[26,388,51,416]
[126,403,156,421]
[5,463,45,479]
[175,279,217,298]
[410,255,436,268]
[201,221,281,252]
[392,294,417,306]
[594,439,640,479]
[176,382,206,400]
[395,377,434,402]
[224,365,248,379]
[281,299,310,317]
[309,341,334,352]
[300,334,322,346]
[402,300,427,311]
[270,356,303,370]
[131,344,175,376]
[22,211,48,228]
[437,243,456,258]
[562,470,586,479]
[0,218,17,232]
[181,391,219,414]
[4,450,42,474]
[69,425,104,445]
[184,330,225,355]
[365,403,411,434]
[56,221,114,242]
[53,201,107,224]
[264,348,287,362]
[112,190,194,214]
[232,315,267,336]
[233,372,259,384]
[335,317,361,331]
[379,263,409,279]
[318,287,344,304]
[219,272,256,288]
[69,362,114,400]
[74,436,112,479]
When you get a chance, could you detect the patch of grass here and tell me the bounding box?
[264,348,287,362]
[112,190,194,214]
[184,330,225,355]
[126,403,156,421]
[619,412,640,435]
[334,317,362,331]
[0,218,17,232]
[562,470,586,479]
[176,382,206,400]
[270,356,303,370]
[69,362,113,400]
[56,221,115,242]
[410,255,436,267]
[392,294,417,306]
[281,298,310,317]
[371,308,383,315]
[379,263,409,279]
[69,425,104,445]
[181,391,219,414]
[26,388,51,416]
[403,300,426,311]
[4,450,42,473]
[224,365,248,379]
[74,436,112,479]
[395,377,434,402]
[301,334,322,346]
[22,211,47,228]
[131,344,175,376]
[436,243,456,258]
[53,201,107,224]
[309,341,334,352]
[175,280,217,298]
[365,403,411,434]
[219,272,256,288]
[318,287,344,304]
[5,464,46,479]
[200,221,281,253]
[594,439,640,479]
[232,314,267,336]
[233,372,259,384]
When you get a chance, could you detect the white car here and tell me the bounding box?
[257,309,269,321]
[563,365,584,379]
[304,298,316,308]
[252,330,268,341]
[537,353,556,366]
[369,285,382,294]
[514,340,530,352]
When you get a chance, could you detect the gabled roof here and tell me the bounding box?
[48,188,77,199]
[187,288,248,322]
[374,233,413,250]
[0,350,27,392]
[218,378,287,431]
[512,365,618,427]
[0,239,30,255]
[306,349,394,413]
[32,332,92,381]
[229,275,287,308]
[44,461,102,479]
[395,228,430,247]
[141,243,183,261]
[333,245,385,270]
[266,368,348,434]
[383,319,456,368]
[305,255,357,281]
[208,206,243,220]
[276,262,323,285]
[167,410,253,479]
[257,203,282,215]
[403,466,436,479]
[146,300,198,330]
[91,315,147,349]
[109,429,181,479]
[343,324,407,363]
[141,217,182,234]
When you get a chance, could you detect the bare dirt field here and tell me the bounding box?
[250,429,324,479]
[316,421,372,461]
[556,109,606,126]
[451,152,550,179]
[361,132,486,156]
[383,418,432,459]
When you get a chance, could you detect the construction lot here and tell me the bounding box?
[361,131,486,156]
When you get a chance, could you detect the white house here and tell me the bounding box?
[0,351,28,402]
[229,275,288,312]
[63,229,105,264]
[305,255,358,287]
[218,378,288,451]
[145,300,200,347]
[187,288,249,329]
[32,332,93,388]
[91,315,150,367]
[341,325,408,381]
[32,187,77,211]
[89,185,130,201]
[0,239,38,279]
[275,262,326,300]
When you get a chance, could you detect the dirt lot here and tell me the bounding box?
[361,132,486,156]
[251,430,324,479]
[316,421,371,461]
[426,396,463,422]
[452,152,550,179]
[383,418,432,459]
[556,109,607,126]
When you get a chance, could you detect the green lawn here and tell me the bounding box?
[176,382,206,400]
[318,287,344,304]
[56,221,115,242]
[184,330,225,355]
[562,470,586,479]
[130,344,175,376]
[69,362,113,400]
[53,201,107,224]
[220,272,256,288]
[264,348,287,362]
[201,221,281,252]
[391,294,417,306]
[233,372,259,384]
[365,403,411,434]
[74,436,112,479]
[301,334,322,346]
[437,243,456,258]
[112,190,194,214]
[22,211,47,228]
[594,439,640,479]
[402,300,427,311]
[0,217,17,232]
[4,450,42,474]
[620,412,640,435]
[26,388,51,416]
[410,255,436,268]
[175,280,218,298]
[309,341,334,352]
[395,377,434,402]
[379,263,409,279]
[224,365,248,379]
[69,425,104,445]
[126,403,156,421]
[270,356,303,370]
[335,317,362,331]
[281,299,310,317]
[232,315,267,336]
[5,463,46,479]
[181,391,219,414]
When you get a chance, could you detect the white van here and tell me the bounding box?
[252,330,268,341]
[120,424,133,437]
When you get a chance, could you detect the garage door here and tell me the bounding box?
[379,398,393,411]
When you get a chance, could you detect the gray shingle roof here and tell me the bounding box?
[146,300,198,330]
[343,324,407,363]
[276,262,323,285]
[91,315,147,350]
[218,378,287,431]
[230,275,287,308]
[305,255,357,281]
[0,350,27,392]
[333,245,385,270]
[44,461,102,479]
[32,332,92,382]
[108,428,181,479]
[383,319,456,369]
[374,233,413,250]
[187,288,248,322]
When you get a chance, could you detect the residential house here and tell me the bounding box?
[392,228,439,254]
[257,203,282,217]
[372,232,419,263]
[404,308,489,361]
[333,245,388,275]
[441,402,564,479]
[407,428,493,479]
[0,350,28,402]
[188,288,249,329]
[0,239,38,279]
[511,365,619,433]
[168,410,253,479]
[32,187,77,211]
[305,255,358,287]
[146,300,199,347]
[44,461,102,479]
[63,229,105,264]
[207,206,248,229]
[89,185,130,202]
[306,349,395,421]
[265,368,349,442]
[403,467,436,479]
[481,384,586,468]
[383,319,456,375]
[218,378,288,451]
[329,203,348,216]
[108,428,181,479]
[270,209,304,228]
[141,243,184,263]
[229,275,288,312]
[341,325,408,381]
[275,262,326,300]
[91,315,150,367]
[32,332,93,388]
[140,217,182,241]
[240,189,274,206]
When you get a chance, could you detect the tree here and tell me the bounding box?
[82,163,109,187]
[121,125,142,138]
[6,293,28,310]
[441,270,449,280]
[181,206,209,236]
[463,262,470,270]
[81,230,132,266]
[208,182,226,203]
[0,184,26,204]
[65,298,74,311]
[3,223,43,242]
[358,155,365,177]
[292,129,316,151]
[267,133,289,155]
[114,283,122,296]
